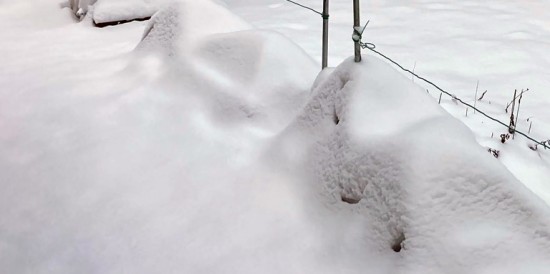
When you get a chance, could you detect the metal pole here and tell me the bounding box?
[353,0,361,62]
[322,0,329,69]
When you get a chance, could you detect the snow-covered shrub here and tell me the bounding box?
[488,147,500,158]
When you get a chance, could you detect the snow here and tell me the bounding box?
[1,0,550,273]
[279,56,550,272]
[92,0,166,24]
[69,0,97,19]
[137,0,250,54]
[91,0,237,25]
[228,0,550,205]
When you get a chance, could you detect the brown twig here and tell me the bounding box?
[505,88,530,113]
[478,90,488,101]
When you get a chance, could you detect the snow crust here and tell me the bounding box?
[1,0,550,273]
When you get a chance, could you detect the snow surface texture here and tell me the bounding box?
[227,0,550,205]
[136,1,312,131]
[92,0,167,24]
[274,56,550,273]
[92,0,235,24]
[1,0,550,273]
[137,0,251,55]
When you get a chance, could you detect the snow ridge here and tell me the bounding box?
[275,56,550,273]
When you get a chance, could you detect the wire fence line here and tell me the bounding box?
[277,3,547,149]
[359,43,549,149]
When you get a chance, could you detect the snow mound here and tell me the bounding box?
[0,2,319,272]
[137,0,250,54]
[134,0,315,130]
[275,56,550,273]
[193,31,316,122]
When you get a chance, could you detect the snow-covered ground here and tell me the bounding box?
[93,0,165,24]
[226,0,550,205]
[1,0,550,273]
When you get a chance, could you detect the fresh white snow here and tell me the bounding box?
[93,0,166,24]
[227,0,550,204]
[1,0,550,273]
[278,56,550,273]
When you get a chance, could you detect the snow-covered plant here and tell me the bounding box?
[527,139,549,151]
[500,133,510,143]
[487,148,500,158]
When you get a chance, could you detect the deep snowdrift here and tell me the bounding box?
[1,1,550,273]
[275,56,550,273]
[135,1,315,132]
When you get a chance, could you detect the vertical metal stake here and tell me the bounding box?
[322,0,329,69]
[353,0,361,62]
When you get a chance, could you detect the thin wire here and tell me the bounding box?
[359,43,548,149]
[285,0,323,17]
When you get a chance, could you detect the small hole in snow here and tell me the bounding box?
[333,108,339,125]
[340,195,361,204]
[392,232,405,252]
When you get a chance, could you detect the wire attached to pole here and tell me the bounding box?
[284,0,325,17]
[354,21,548,149]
